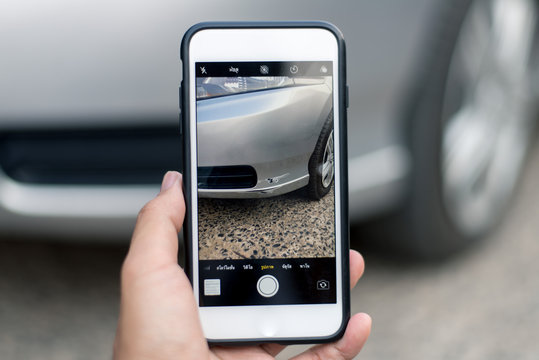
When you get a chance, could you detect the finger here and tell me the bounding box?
[260,343,286,357]
[126,171,186,272]
[291,313,372,360]
[210,344,285,359]
[349,250,365,289]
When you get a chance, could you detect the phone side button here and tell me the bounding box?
[179,81,184,109]
[178,111,182,136]
[178,84,183,136]
[179,84,183,111]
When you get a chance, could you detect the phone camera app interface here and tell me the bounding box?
[196,61,336,306]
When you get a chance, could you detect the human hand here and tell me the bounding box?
[114,171,371,359]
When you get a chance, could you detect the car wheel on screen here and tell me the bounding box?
[307,111,334,200]
[392,0,539,259]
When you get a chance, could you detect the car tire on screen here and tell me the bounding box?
[307,111,334,200]
[381,0,539,259]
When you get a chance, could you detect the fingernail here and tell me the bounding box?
[161,171,179,192]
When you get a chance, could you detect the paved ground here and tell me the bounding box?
[198,187,335,259]
[1,142,538,359]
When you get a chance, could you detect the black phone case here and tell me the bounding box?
[180,21,350,345]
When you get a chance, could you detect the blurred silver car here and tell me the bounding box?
[197,76,333,199]
[1,0,538,258]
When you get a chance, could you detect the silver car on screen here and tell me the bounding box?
[197,75,333,199]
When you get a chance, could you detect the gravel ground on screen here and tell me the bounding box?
[198,187,335,259]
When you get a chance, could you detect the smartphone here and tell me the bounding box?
[180,22,349,344]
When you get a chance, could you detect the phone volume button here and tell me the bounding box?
[179,83,183,136]
[179,82,183,111]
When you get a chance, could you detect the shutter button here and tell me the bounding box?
[257,275,279,297]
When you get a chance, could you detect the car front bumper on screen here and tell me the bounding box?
[196,84,332,198]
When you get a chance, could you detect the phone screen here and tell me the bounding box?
[195,61,336,307]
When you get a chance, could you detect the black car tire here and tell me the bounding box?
[307,111,334,200]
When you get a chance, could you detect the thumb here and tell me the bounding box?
[127,171,186,272]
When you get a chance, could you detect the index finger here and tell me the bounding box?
[350,249,365,289]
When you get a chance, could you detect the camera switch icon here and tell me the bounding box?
[317,280,330,290]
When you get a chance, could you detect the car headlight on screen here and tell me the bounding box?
[196,76,326,100]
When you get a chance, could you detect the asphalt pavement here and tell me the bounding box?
[1,142,539,359]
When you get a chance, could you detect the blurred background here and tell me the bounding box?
[1,0,538,358]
